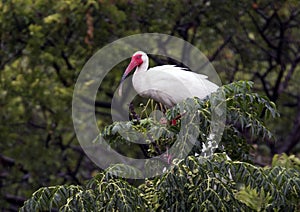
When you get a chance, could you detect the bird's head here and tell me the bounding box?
[118,51,147,96]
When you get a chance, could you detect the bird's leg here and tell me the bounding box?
[147,134,161,151]
[162,147,172,164]
[158,103,167,113]
[129,102,140,123]
[156,103,181,126]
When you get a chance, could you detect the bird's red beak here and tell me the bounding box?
[118,55,142,96]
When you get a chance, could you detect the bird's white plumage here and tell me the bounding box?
[126,52,219,108]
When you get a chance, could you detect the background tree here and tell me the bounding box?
[1,0,300,210]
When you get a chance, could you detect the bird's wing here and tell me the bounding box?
[133,65,218,107]
[148,65,219,98]
[148,65,209,79]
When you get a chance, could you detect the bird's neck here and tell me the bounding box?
[132,59,148,93]
[136,59,149,73]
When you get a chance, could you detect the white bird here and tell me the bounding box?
[119,51,219,108]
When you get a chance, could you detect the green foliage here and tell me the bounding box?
[221,81,279,161]
[20,185,83,211]
[20,80,295,211]
[18,80,300,210]
[146,154,300,211]
[21,154,300,211]
[272,153,300,172]
[0,0,133,208]
[20,172,146,212]
[101,81,279,161]
[234,185,273,210]
[22,80,299,211]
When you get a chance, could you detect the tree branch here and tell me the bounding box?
[52,62,70,87]
[208,35,233,62]
[248,10,277,49]
[276,99,300,153]
[279,55,300,94]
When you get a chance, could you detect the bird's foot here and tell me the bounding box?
[159,117,168,125]
[152,110,185,126]
[129,102,140,123]
[162,148,172,164]
[169,112,186,126]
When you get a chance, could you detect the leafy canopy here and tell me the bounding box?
[21,81,300,211]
